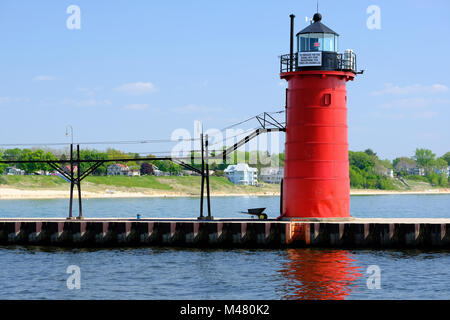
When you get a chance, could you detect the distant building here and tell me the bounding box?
[407,167,425,176]
[140,163,171,176]
[259,167,284,184]
[5,167,25,176]
[224,163,258,186]
[33,170,52,176]
[395,160,417,174]
[152,165,164,176]
[388,169,394,178]
[435,166,450,178]
[63,165,78,175]
[107,164,130,176]
[128,170,141,177]
[375,164,394,178]
[394,160,425,176]
[181,170,200,176]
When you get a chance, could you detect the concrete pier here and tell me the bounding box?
[1,218,450,248]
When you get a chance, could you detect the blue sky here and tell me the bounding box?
[0,0,449,160]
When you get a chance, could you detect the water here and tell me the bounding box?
[1,194,450,300]
[1,194,450,219]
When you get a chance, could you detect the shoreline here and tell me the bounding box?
[350,189,450,196]
[0,187,280,200]
[0,187,449,200]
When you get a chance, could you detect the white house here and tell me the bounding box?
[6,167,25,176]
[408,167,425,176]
[395,161,424,176]
[181,170,200,176]
[128,170,141,177]
[33,170,52,176]
[107,164,130,176]
[224,163,258,186]
[435,166,450,178]
[388,169,394,178]
[259,167,284,184]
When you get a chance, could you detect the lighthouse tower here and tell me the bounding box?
[280,13,358,219]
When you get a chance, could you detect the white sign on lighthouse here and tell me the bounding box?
[298,52,322,66]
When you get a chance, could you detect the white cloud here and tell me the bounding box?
[62,98,112,107]
[116,82,156,95]
[379,98,450,109]
[76,87,103,97]
[124,103,149,110]
[412,111,438,119]
[368,111,407,120]
[172,104,223,114]
[33,75,56,81]
[0,97,30,104]
[0,97,11,104]
[430,84,449,92]
[369,110,438,121]
[372,83,449,95]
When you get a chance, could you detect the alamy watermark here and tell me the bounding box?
[366,265,381,289]
[66,5,81,30]
[170,121,282,167]
[367,5,381,30]
[66,265,81,290]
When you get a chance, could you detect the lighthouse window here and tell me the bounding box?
[323,93,331,106]
[298,33,339,52]
[299,35,309,52]
[323,34,336,52]
[308,33,323,51]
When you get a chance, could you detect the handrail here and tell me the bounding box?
[280,51,358,73]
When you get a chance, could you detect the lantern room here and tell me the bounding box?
[297,13,339,53]
[280,12,357,73]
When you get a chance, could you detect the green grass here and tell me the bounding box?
[0,175,67,189]
[0,175,280,195]
[85,175,173,190]
[387,176,440,191]
[1,175,444,195]
[155,176,277,194]
[1,175,442,194]
[402,177,438,190]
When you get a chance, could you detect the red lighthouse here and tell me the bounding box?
[280,13,358,219]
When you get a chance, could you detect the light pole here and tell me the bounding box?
[65,125,73,145]
[65,125,75,219]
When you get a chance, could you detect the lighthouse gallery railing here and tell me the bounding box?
[280,51,357,73]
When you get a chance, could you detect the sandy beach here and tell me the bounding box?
[0,186,280,200]
[0,186,449,200]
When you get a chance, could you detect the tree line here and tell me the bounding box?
[393,149,449,187]
[0,148,184,175]
[350,148,449,189]
[1,147,449,190]
[0,147,279,176]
